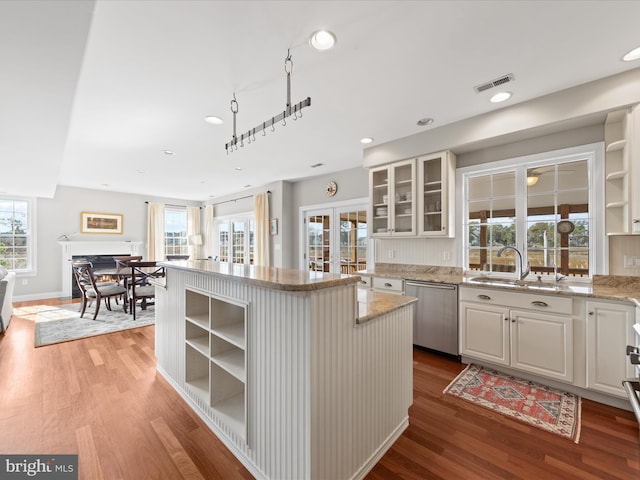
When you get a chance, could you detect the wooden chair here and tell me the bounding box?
[71,262,127,320]
[127,261,166,320]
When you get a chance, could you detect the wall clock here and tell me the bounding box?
[326,180,338,197]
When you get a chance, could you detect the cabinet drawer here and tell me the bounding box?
[358,275,372,288]
[372,276,404,293]
[460,286,573,315]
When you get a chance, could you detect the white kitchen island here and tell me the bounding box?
[154,260,416,480]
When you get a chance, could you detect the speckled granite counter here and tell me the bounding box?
[164,259,358,291]
[357,288,417,324]
[359,264,640,305]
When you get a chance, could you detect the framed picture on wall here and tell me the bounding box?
[270,218,278,236]
[81,212,123,234]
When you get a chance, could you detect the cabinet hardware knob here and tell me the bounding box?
[588,311,594,315]
[384,283,392,287]
[504,316,508,322]
[634,219,640,223]
[511,318,516,323]
[531,301,548,307]
[477,294,491,300]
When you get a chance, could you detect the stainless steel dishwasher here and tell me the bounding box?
[405,281,458,356]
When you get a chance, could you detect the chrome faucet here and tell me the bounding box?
[496,246,530,281]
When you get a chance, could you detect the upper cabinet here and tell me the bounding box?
[417,151,456,237]
[370,159,416,237]
[369,151,455,238]
[605,104,640,234]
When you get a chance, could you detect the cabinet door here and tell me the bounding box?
[510,309,573,382]
[586,300,636,397]
[370,165,391,236]
[460,301,510,365]
[417,151,456,237]
[369,159,416,237]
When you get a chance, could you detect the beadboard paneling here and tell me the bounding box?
[375,237,457,266]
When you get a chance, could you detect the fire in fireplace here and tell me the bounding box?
[71,253,127,298]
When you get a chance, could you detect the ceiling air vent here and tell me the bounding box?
[474,73,515,94]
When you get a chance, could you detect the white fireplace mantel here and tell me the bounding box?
[59,241,143,298]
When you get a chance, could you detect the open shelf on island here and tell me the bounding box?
[184,287,248,441]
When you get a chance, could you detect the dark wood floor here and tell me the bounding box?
[1,299,639,479]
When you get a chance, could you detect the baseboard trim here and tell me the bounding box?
[13,291,64,303]
[351,416,409,480]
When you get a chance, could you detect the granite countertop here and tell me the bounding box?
[163,260,359,292]
[359,264,640,305]
[357,288,417,325]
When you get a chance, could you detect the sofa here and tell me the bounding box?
[0,268,16,332]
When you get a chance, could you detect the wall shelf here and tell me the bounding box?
[606,139,627,152]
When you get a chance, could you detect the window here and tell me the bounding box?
[460,145,602,280]
[214,214,254,265]
[165,207,188,256]
[0,197,35,273]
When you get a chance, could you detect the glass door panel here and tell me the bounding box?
[338,209,367,274]
[307,212,331,272]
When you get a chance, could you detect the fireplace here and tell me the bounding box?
[70,254,127,298]
[59,241,143,298]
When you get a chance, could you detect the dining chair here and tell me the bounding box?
[127,261,166,320]
[71,262,127,320]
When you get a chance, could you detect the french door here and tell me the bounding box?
[302,200,370,274]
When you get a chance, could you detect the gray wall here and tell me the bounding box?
[18,185,199,299]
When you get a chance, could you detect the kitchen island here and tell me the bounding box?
[154,260,416,480]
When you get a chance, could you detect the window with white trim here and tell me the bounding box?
[214,214,255,265]
[0,197,35,273]
[460,145,602,280]
[165,207,188,256]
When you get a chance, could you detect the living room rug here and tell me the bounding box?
[444,364,581,443]
[16,303,155,347]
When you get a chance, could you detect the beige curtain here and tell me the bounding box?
[203,204,214,259]
[147,203,165,261]
[187,206,201,260]
[254,192,270,267]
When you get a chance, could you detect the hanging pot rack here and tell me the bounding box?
[225,49,311,154]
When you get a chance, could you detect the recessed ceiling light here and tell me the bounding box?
[136,169,145,174]
[162,150,175,155]
[360,137,374,144]
[309,30,336,51]
[204,116,224,125]
[235,167,243,171]
[100,183,109,187]
[490,91,512,103]
[416,117,434,126]
[623,46,640,62]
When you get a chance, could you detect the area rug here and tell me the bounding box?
[443,364,581,443]
[16,303,155,347]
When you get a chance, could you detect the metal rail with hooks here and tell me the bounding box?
[225,50,311,154]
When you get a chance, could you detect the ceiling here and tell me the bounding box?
[2,1,640,201]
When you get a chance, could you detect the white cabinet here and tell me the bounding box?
[370,159,416,236]
[460,287,573,383]
[586,300,636,397]
[417,150,456,237]
[358,274,404,294]
[605,105,640,234]
[184,288,248,441]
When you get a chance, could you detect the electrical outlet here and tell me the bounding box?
[443,251,451,261]
[21,279,28,285]
[388,250,395,259]
[624,255,635,268]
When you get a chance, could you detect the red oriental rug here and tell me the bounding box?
[444,364,581,443]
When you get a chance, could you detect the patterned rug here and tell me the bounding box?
[15,303,155,347]
[444,364,581,443]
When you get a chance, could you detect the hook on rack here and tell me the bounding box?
[271,117,275,132]
[262,122,266,136]
[282,111,286,126]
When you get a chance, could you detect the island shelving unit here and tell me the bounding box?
[154,260,416,480]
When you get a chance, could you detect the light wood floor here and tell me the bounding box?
[1,298,639,479]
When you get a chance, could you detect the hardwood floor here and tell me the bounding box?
[2,299,639,479]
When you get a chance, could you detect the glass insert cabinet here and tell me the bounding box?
[369,151,456,238]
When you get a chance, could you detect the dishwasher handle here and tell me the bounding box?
[405,281,457,290]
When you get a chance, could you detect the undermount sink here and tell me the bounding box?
[468,276,521,286]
